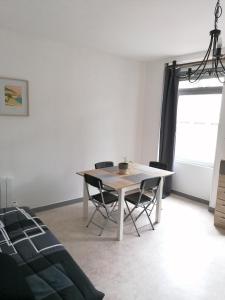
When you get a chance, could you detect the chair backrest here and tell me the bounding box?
[138,177,161,209]
[84,174,103,190]
[149,161,168,171]
[95,161,114,169]
[140,177,161,193]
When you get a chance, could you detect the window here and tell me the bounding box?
[175,78,223,167]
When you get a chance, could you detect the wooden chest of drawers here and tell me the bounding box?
[214,160,225,229]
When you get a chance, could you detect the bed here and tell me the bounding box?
[0,206,104,300]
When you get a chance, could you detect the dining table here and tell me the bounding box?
[77,162,174,241]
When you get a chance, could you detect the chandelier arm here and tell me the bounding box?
[188,56,210,82]
[188,46,212,82]
[219,57,225,72]
[215,65,225,83]
[189,36,213,76]
[188,65,208,83]
[214,58,225,83]
[189,61,209,82]
[218,70,225,76]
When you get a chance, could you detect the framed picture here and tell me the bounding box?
[0,77,29,116]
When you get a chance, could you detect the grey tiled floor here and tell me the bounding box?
[38,195,225,300]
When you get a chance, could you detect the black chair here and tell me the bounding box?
[95,161,114,169]
[84,174,118,236]
[149,161,168,198]
[149,161,168,170]
[95,161,114,192]
[124,177,161,237]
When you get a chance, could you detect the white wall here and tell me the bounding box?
[172,162,213,201]
[0,29,145,208]
[140,59,165,164]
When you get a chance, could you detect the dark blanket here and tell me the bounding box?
[0,253,35,300]
[0,207,104,300]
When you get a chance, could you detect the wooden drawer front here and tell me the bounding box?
[215,210,225,218]
[217,187,225,200]
[216,201,225,214]
[215,218,225,229]
[219,175,225,188]
[215,217,225,228]
[214,210,225,228]
[217,198,225,206]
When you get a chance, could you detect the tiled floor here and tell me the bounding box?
[38,195,225,300]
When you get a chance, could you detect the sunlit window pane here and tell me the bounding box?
[175,82,222,166]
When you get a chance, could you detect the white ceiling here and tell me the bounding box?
[0,0,223,60]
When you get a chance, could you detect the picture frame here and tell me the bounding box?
[0,77,29,116]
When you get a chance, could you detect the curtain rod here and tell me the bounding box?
[168,57,225,69]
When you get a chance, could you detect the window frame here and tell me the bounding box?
[179,86,223,96]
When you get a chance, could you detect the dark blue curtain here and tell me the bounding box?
[159,62,179,196]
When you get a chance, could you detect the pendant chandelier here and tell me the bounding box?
[187,0,225,83]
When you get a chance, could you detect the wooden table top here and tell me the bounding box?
[77,163,174,190]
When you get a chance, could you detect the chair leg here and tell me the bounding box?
[110,202,118,224]
[124,203,136,221]
[98,216,109,236]
[107,202,118,223]
[98,206,108,219]
[87,204,107,228]
[87,200,119,236]
[86,207,98,228]
[111,201,127,215]
[135,208,145,222]
[143,205,154,230]
[125,201,140,237]
[99,202,117,236]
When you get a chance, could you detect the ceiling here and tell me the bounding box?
[0,0,223,60]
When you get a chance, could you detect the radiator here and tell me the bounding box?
[0,177,13,208]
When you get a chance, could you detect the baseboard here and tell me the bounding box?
[33,193,214,213]
[171,190,209,206]
[208,206,215,214]
[33,197,83,213]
